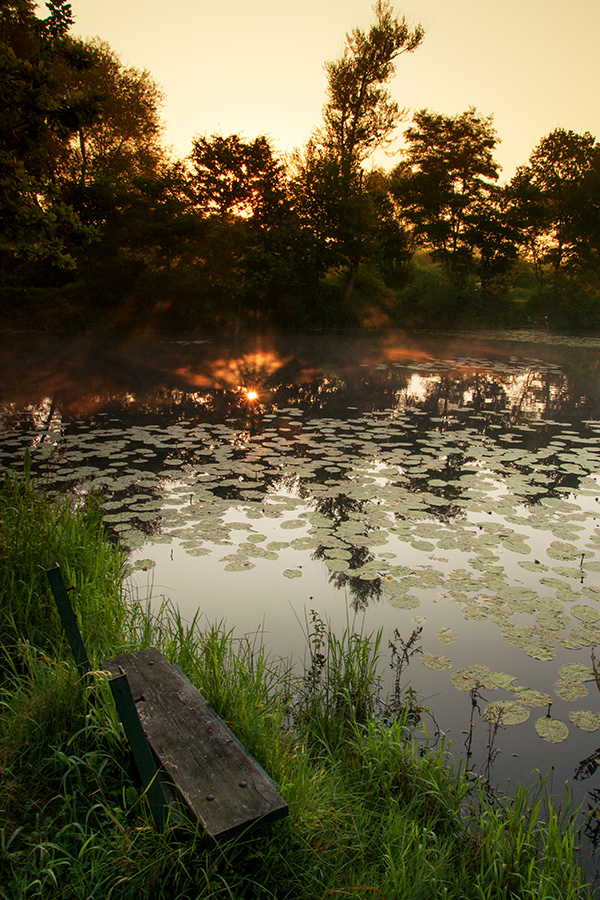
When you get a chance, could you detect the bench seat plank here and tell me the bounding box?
[104,647,288,840]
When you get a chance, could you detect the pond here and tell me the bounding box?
[3,328,600,863]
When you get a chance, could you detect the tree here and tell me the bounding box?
[187,133,317,326]
[189,133,287,223]
[294,0,423,302]
[59,38,165,196]
[509,128,599,276]
[564,147,600,274]
[393,107,503,279]
[0,0,96,268]
[321,0,423,178]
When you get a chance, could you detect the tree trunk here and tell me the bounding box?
[343,257,360,305]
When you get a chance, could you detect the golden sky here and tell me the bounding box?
[56,0,600,182]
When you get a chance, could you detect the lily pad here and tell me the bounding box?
[547,541,581,561]
[488,672,517,690]
[421,652,452,670]
[437,626,458,644]
[569,710,600,732]
[389,594,421,609]
[535,717,569,743]
[132,558,156,571]
[484,702,530,725]
[571,605,600,623]
[451,664,495,691]
[554,679,588,701]
[223,559,256,572]
[512,687,551,707]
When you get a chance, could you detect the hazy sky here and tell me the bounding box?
[55,0,599,182]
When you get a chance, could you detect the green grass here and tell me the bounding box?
[0,470,594,898]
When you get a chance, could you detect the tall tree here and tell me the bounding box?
[509,128,599,276]
[60,39,164,194]
[322,0,423,178]
[295,1,423,302]
[0,0,96,268]
[188,133,315,325]
[393,107,503,279]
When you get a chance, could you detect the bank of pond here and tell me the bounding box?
[0,472,595,899]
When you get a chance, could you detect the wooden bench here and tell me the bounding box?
[47,565,288,840]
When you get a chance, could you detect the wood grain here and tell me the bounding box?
[104,647,288,840]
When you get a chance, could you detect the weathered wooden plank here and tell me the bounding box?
[103,647,288,840]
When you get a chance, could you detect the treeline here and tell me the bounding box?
[2,0,600,333]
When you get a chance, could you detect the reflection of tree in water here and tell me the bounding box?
[402,366,591,426]
[410,372,510,419]
[310,492,383,611]
[314,542,382,612]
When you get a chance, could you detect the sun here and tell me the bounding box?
[244,389,259,401]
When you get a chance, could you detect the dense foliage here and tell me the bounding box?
[2,0,600,332]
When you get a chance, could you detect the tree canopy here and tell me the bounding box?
[2,0,600,332]
[393,108,501,277]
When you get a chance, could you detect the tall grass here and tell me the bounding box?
[0,471,593,899]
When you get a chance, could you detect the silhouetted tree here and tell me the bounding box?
[293,1,423,305]
[0,0,96,269]
[510,128,599,276]
[393,108,503,280]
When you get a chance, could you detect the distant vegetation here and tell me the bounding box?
[2,0,600,333]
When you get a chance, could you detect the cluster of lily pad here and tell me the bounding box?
[2,348,600,747]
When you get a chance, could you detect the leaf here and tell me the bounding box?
[484,702,530,725]
[535,717,569,743]
[421,653,452,670]
[569,710,600,732]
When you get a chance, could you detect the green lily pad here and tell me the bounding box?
[547,541,581,561]
[535,717,569,743]
[569,710,600,732]
[223,560,256,572]
[132,558,156,571]
[512,687,551,707]
[559,662,592,681]
[389,594,420,609]
[554,679,588,701]
[484,702,530,725]
[488,672,517,690]
[437,626,458,644]
[571,605,600,623]
[451,664,495,691]
[524,646,555,660]
[421,653,452,670]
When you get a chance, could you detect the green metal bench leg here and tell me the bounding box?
[109,672,167,830]
[47,564,166,828]
[46,564,91,677]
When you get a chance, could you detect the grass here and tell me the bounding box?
[0,470,594,898]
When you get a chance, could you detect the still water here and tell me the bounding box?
[3,328,600,860]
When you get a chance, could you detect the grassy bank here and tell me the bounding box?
[0,471,593,899]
